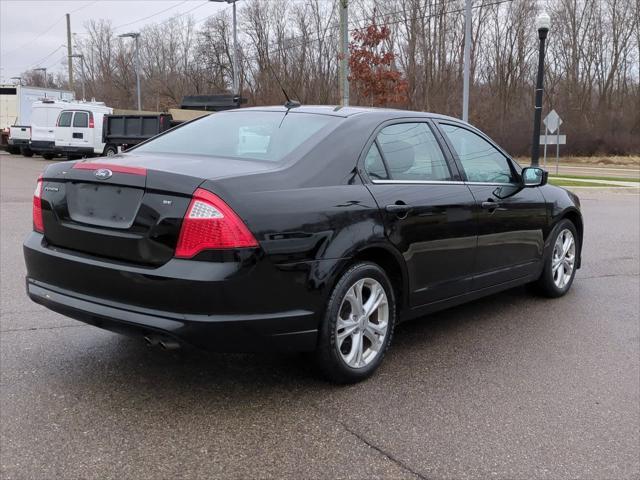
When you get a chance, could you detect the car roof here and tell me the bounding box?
[233,105,466,123]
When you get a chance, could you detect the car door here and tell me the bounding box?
[54,110,73,147]
[362,119,477,306]
[436,121,548,289]
[70,111,90,148]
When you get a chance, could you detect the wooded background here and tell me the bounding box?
[22,0,640,156]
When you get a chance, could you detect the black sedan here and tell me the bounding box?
[24,106,583,383]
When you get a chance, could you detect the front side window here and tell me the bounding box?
[73,112,88,128]
[440,124,515,184]
[376,123,451,181]
[134,111,338,163]
[57,111,72,127]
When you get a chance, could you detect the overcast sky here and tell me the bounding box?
[0,0,229,83]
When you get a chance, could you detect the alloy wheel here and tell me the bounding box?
[335,277,389,369]
[552,228,576,289]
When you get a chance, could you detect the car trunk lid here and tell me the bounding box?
[39,155,273,266]
[41,160,199,266]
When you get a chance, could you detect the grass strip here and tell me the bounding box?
[549,174,640,183]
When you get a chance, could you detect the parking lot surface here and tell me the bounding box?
[1,153,639,479]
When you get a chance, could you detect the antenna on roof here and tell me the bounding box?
[267,63,300,110]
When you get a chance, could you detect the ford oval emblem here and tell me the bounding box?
[95,168,113,180]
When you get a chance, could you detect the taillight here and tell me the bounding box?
[89,112,95,128]
[175,188,258,258]
[33,175,44,233]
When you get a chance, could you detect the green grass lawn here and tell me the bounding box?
[548,178,622,187]
[549,174,640,183]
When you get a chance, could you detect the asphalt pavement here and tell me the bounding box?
[1,152,639,479]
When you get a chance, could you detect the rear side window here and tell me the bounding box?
[364,143,388,180]
[58,111,72,127]
[73,112,88,128]
[376,123,451,181]
[440,123,515,184]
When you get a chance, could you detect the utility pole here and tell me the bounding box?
[66,13,74,92]
[462,0,472,122]
[339,0,349,106]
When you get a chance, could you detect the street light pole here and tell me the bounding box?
[118,32,142,111]
[210,0,240,100]
[530,12,550,167]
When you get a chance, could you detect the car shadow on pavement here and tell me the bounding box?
[51,284,549,400]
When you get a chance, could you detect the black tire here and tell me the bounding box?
[315,261,396,384]
[42,154,54,160]
[535,219,578,298]
[8,146,20,155]
[21,147,34,157]
[103,145,118,157]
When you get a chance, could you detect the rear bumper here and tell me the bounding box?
[58,146,95,156]
[24,233,321,351]
[27,280,317,351]
[30,141,59,155]
[8,138,29,146]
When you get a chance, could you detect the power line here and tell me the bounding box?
[27,45,66,71]
[2,0,97,56]
[156,1,210,27]
[113,0,191,31]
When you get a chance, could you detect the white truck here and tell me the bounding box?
[0,84,73,154]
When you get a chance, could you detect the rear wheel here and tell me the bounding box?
[103,145,118,157]
[535,219,578,297]
[42,154,54,160]
[315,262,396,383]
[21,147,34,157]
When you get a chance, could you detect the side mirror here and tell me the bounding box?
[522,167,548,187]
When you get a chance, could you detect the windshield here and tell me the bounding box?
[133,111,338,162]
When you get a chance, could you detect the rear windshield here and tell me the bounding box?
[133,111,338,162]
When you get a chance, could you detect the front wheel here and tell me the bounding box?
[315,262,396,383]
[535,219,578,297]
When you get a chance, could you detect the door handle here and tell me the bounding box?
[385,203,412,215]
[481,200,501,210]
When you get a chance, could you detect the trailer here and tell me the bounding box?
[0,84,73,152]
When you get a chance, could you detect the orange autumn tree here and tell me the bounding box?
[348,19,408,107]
